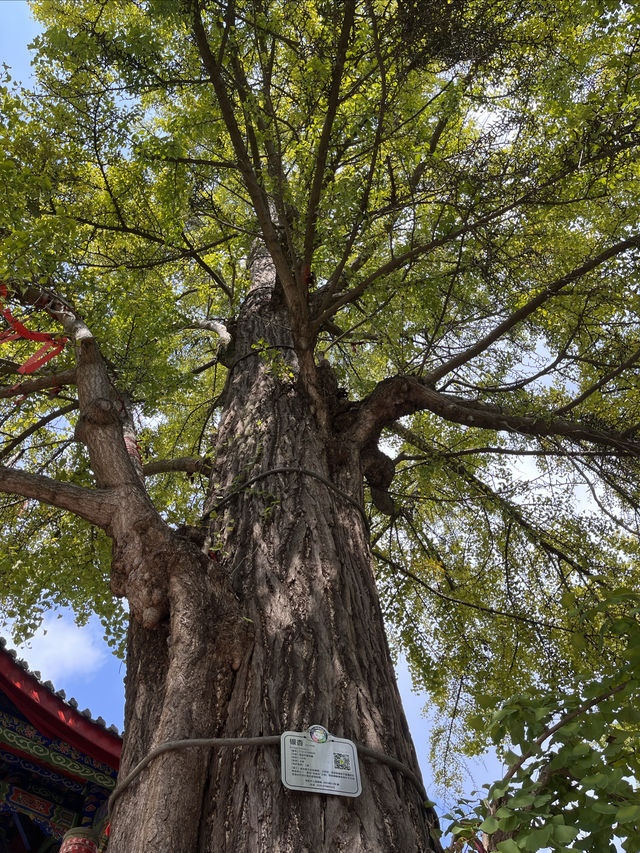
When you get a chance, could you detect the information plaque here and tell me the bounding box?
[281,725,362,797]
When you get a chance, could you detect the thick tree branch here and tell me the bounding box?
[319,0,387,306]
[178,318,231,345]
[445,324,581,395]
[0,465,113,527]
[252,33,298,268]
[190,3,311,346]
[302,0,357,272]
[0,284,192,627]
[403,446,625,460]
[0,358,20,376]
[351,376,640,456]
[0,369,77,400]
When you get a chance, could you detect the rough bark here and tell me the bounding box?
[109,254,441,852]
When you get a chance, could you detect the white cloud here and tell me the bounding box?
[15,616,108,684]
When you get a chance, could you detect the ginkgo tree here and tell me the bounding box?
[1,0,640,851]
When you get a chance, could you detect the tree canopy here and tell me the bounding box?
[1,1,640,850]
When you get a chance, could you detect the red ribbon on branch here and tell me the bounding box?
[123,435,143,463]
[0,284,68,374]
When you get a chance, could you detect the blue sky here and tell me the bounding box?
[0,0,503,812]
[0,2,41,84]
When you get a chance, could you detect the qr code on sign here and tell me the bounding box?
[333,753,351,771]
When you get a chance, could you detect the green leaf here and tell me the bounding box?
[552,825,580,844]
[521,824,553,850]
[592,801,618,814]
[496,841,522,853]
[479,816,500,833]
[496,807,515,818]
[617,804,640,823]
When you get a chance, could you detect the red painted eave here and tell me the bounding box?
[0,649,121,771]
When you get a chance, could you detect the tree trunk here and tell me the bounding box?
[109,252,441,852]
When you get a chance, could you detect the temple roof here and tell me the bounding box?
[0,638,121,771]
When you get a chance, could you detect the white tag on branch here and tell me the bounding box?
[280,725,362,797]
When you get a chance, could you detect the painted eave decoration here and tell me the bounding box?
[0,638,122,849]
